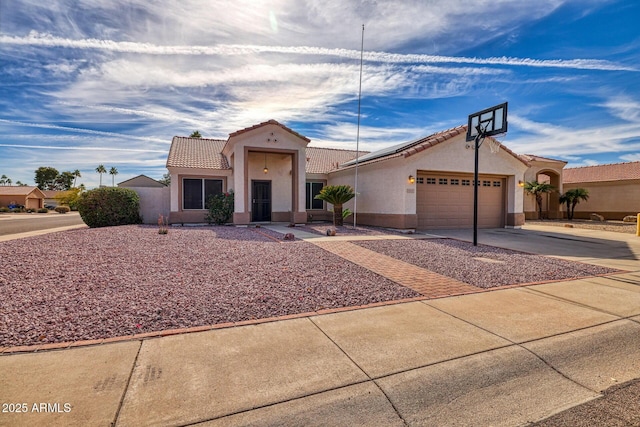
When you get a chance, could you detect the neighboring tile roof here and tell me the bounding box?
[305,147,365,174]
[563,161,640,183]
[228,119,311,142]
[0,186,39,196]
[166,137,230,169]
[519,154,567,164]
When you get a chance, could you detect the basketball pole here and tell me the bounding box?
[353,24,364,228]
[473,126,486,246]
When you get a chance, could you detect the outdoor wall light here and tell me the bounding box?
[408,175,415,184]
[518,180,524,187]
[263,153,268,174]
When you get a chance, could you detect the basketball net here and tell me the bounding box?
[488,133,506,154]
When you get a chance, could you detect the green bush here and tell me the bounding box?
[55,206,70,214]
[77,187,142,228]
[10,207,25,213]
[26,208,35,213]
[205,191,234,225]
[38,208,49,213]
[0,207,9,213]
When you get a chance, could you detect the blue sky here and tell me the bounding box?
[1,0,639,188]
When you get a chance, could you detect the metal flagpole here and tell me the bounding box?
[354,24,364,228]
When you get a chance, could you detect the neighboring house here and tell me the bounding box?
[0,186,45,209]
[563,161,640,220]
[118,174,170,224]
[41,190,65,208]
[118,174,167,188]
[166,120,530,229]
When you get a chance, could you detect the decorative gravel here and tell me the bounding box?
[0,225,417,348]
[526,220,636,234]
[298,223,406,236]
[355,239,620,288]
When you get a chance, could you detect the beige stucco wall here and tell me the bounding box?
[168,167,233,213]
[223,124,307,221]
[523,160,565,219]
[247,152,292,212]
[564,180,640,220]
[129,186,171,224]
[327,133,528,227]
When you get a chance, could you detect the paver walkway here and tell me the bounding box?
[313,240,477,298]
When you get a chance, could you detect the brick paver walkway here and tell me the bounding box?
[313,240,478,298]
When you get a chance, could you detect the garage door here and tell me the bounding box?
[416,173,505,229]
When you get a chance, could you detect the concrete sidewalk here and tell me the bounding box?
[1,226,639,426]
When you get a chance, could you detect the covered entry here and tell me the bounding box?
[416,172,505,229]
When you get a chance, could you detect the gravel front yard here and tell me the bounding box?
[0,225,417,347]
[355,239,619,288]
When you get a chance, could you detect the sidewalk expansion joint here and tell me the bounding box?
[522,287,631,319]
[112,340,143,427]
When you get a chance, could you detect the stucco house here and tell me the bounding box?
[0,186,45,209]
[562,161,640,220]
[166,120,532,229]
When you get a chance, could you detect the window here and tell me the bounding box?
[450,179,459,185]
[306,182,324,210]
[416,177,424,184]
[493,181,501,187]
[462,179,470,186]
[426,177,436,184]
[439,178,448,185]
[483,180,491,187]
[183,178,223,210]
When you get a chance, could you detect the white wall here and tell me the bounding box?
[130,186,171,224]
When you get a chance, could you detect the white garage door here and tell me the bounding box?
[416,173,505,229]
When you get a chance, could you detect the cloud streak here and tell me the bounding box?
[1,32,634,71]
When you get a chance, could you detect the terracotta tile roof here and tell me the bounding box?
[563,161,640,183]
[340,125,528,170]
[519,154,567,164]
[166,137,230,169]
[0,186,39,196]
[305,147,365,174]
[228,119,311,142]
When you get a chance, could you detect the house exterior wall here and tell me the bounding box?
[225,124,307,224]
[168,167,233,224]
[247,152,292,220]
[563,179,640,220]
[326,133,527,229]
[523,161,564,219]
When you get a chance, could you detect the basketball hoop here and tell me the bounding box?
[488,138,501,154]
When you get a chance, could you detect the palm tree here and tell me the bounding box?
[314,185,356,227]
[96,165,107,187]
[0,175,6,185]
[72,169,82,187]
[6,178,11,185]
[109,167,118,186]
[190,130,202,138]
[523,181,555,220]
[559,188,589,220]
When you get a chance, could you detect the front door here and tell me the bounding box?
[251,180,271,222]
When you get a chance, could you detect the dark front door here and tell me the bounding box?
[251,180,271,222]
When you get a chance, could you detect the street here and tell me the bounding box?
[0,212,86,236]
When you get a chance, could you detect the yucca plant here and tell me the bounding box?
[314,185,355,227]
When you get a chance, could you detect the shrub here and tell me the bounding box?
[77,187,142,228]
[206,191,234,225]
[37,208,49,213]
[26,208,35,213]
[10,207,25,213]
[0,207,9,213]
[55,206,70,213]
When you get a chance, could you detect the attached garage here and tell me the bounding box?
[416,172,506,229]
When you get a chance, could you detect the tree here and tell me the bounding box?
[0,175,6,185]
[72,169,82,187]
[5,178,11,185]
[559,188,589,220]
[109,167,118,186]
[314,185,356,227]
[523,181,555,220]
[96,165,107,187]
[159,173,171,186]
[55,171,75,190]
[15,181,27,186]
[190,130,202,138]
[35,167,60,190]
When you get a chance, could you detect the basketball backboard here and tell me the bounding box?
[466,102,508,141]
